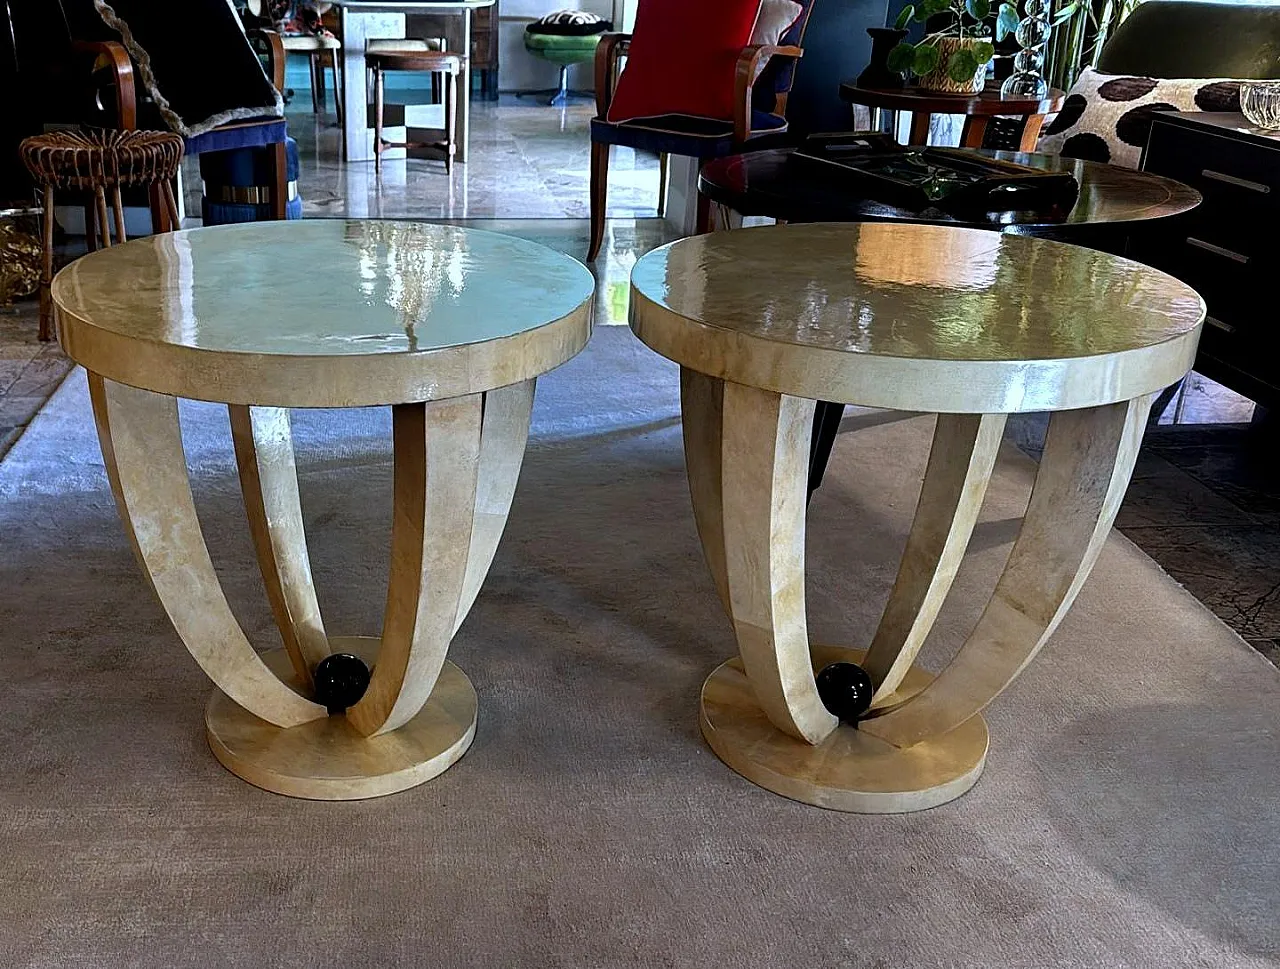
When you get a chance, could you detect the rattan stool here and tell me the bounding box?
[367,44,465,174]
[20,129,185,341]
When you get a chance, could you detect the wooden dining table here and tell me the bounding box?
[337,0,495,164]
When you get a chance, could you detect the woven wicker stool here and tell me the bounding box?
[20,129,185,341]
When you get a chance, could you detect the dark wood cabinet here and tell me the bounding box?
[470,1,498,100]
[1138,111,1280,407]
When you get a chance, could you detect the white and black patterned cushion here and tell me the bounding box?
[1038,68,1241,168]
[526,9,612,35]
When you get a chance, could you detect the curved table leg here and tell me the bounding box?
[94,374,537,799]
[863,413,1006,706]
[454,379,535,634]
[346,395,483,738]
[717,381,835,745]
[208,386,537,797]
[209,385,537,798]
[686,373,836,743]
[690,387,1152,812]
[89,374,328,729]
[862,395,1153,749]
[681,369,730,616]
[230,405,331,689]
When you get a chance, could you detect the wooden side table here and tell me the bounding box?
[630,222,1204,812]
[52,220,594,800]
[839,82,1065,150]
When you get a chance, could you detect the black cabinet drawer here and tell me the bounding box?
[1145,121,1280,214]
[1135,227,1271,318]
[1139,113,1280,405]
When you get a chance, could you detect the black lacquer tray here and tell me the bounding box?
[790,133,1079,213]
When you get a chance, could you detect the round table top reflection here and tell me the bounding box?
[53,220,595,407]
[697,150,1202,236]
[629,222,1205,414]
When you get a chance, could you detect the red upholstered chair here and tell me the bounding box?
[587,0,816,261]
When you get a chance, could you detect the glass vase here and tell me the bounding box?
[1000,0,1050,99]
[1241,81,1280,130]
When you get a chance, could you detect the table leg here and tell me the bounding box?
[861,394,1153,748]
[1019,114,1047,151]
[92,371,536,799]
[38,186,54,342]
[90,375,328,730]
[806,400,845,499]
[229,406,331,690]
[684,371,1154,812]
[907,110,931,146]
[959,115,990,149]
[862,413,1005,704]
[271,141,289,220]
[457,8,472,165]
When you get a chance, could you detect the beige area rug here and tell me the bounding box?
[1,327,1277,968]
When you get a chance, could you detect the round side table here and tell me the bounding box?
[839,83,1065,150]
[630,222,1204,813]
[53,220,594,800]
[698,149,1202,248]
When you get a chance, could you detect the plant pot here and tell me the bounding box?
[916,36,991,95]
[857,27,908,89]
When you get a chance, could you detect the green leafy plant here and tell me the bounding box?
[1045,0,1142,90]
[888,0,1078,84]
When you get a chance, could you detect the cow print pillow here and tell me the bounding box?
[1037,68,1241,168]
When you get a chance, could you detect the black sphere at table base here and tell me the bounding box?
[313,653,372,715]
[816,662,874,725]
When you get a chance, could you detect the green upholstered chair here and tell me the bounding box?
[1096,1,1280,79]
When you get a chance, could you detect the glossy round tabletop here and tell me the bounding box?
[630,222,1205,414]
[698,150,1202,237]
[53,220,595,407]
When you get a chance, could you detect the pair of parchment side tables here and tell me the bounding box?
[50,219,1204,813]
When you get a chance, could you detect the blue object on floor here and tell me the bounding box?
[200,135,303,224]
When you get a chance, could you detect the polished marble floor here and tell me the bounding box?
[228,96,661,222]
[3,96,1276,666]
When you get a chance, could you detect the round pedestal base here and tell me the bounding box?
[206,637,477,800]
[699,646,988,813]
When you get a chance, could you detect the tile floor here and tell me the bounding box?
[3,96,1277,666]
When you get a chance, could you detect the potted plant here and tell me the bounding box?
[887,0,1021,94]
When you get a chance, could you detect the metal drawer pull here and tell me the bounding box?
[1205,316,1236,334]
[1202,169,1271,193]
[1186,236,1250,264]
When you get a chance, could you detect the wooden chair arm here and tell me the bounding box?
[246,28,287,93]
[594,32,632,118]
[733,44,803,141]
[71,40,137,130]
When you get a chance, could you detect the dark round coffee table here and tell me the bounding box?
[698,148,1202,249]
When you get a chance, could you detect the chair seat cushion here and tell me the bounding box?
[367,38,444,53]
[185,118,289,156]
[1038,67,1242,167]
[281,34,342,51]
[606,0,764,124]
[526,10,612,36]
[591,111,790,158]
